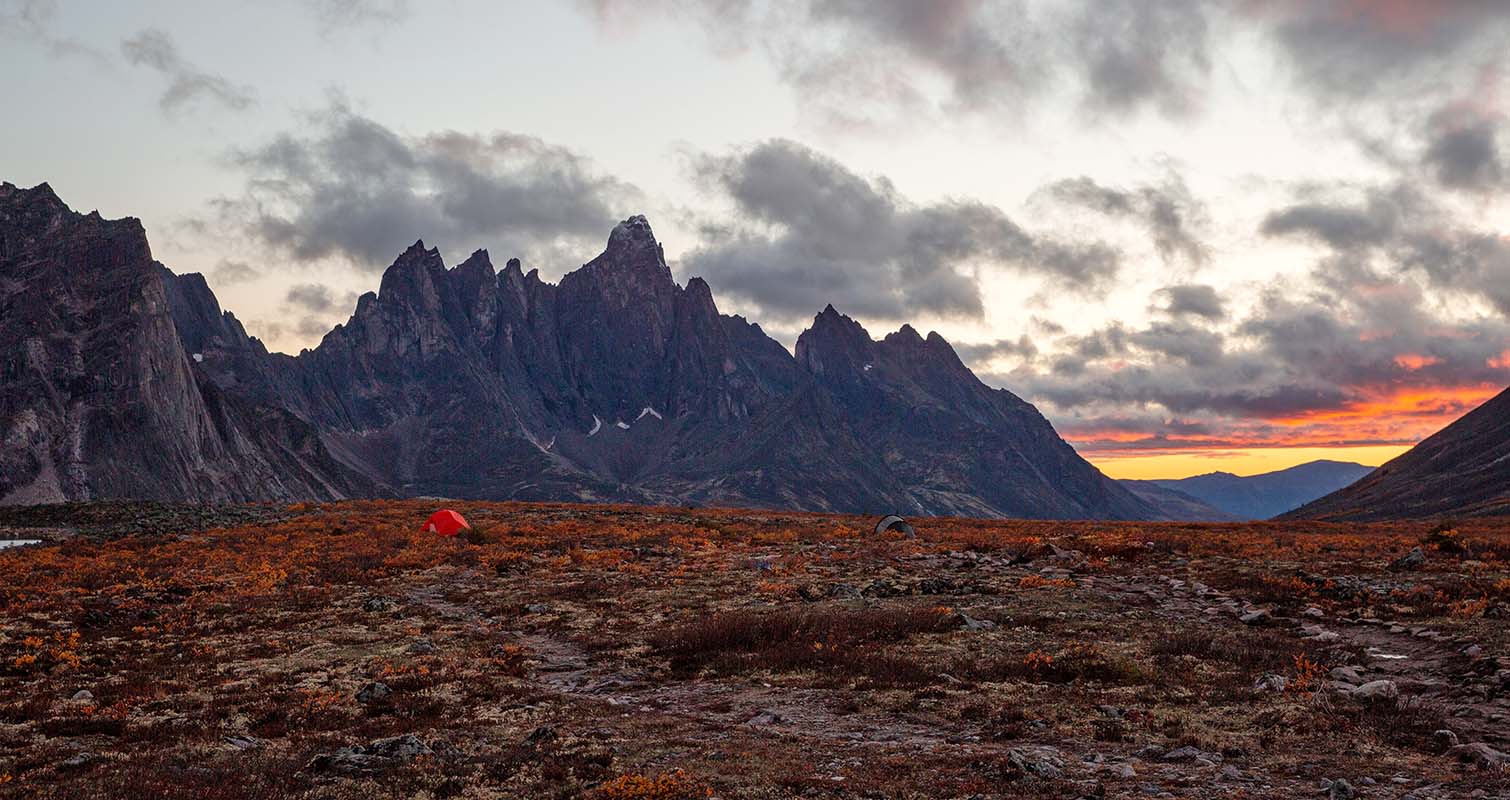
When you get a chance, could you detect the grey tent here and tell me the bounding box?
[874,515,916,538]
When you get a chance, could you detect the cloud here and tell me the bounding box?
[1422,107,1504,192]
[580,0,1215,128]
[996,253,1510,456]
[1069,0,1209,117]
[303,0,409,32]
[1258,186,1408,250]
[207,99,638,270]
[1155,283,1225,321]
[285,283,337,313]
[121,28,255,114]
[684,139,1120,323]
[1260,1,1510,102]
[0,0,110,64]
[1260,181,1510,315]
[1040,174,1209,266]
[210,259,259,285]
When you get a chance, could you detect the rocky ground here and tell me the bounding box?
[0,500,1507,799]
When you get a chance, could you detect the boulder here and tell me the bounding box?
[1389,547,1427,571]
[1350,680,1399,701]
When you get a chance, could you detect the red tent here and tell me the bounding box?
[422,509,470,537]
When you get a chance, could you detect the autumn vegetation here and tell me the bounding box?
[0,500,1506,797]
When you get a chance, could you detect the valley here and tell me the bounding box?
[1,501,1506,798]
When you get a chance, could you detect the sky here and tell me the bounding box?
[3,0,1509,480]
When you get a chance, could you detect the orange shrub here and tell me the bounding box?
[593,770,711,800]
[1018,575,1075,589]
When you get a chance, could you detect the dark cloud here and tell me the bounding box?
[1041,175,1208,265]
[1261,182,1510,315]
[1005,266,1510,447]
[121,28,255,114]
[208,100,637,270]
[954,335,1038,365]
[285,283,336,313]
[1070,0,1209,116]
[1258,187,1408,250]
[581,0,1214,126]
[1262,1,1509,102]
[1155,284,1225,321]
[210,259,259,286]
[1423,109,1504,192]
[685,139,1120,323]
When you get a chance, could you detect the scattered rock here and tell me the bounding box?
[1432,730,1460,752]
[1160,746,1204,762]
[1304,606,1325,619]
[69,689,94,703]
[1239,610,1270,626]
[1330,666,1363,684]
[356,681,392,706]
[959,612,995,631]
[826,583,861,600]
[1351,680,1400,702]
[525,602,550,614]
[1007,746,1065,779]
[523,726,557,747]
[1446,742,1507,770]
[362,596,396,613]
[1254,674,1288,693]
[747,710,785,726]
[1134,745,1166,760]
[223,734,266,750]
[1389,547,1427,572]
[407,638,437,655]
[57,752,94,771]
[304,734,432,776]
[1327,778,1356,800]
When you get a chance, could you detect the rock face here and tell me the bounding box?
[1284,388,1510,521]
[0,182,377,504]
[1,183,1159,519]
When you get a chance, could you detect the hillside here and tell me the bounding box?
[1286,388,1510,521]
[1129,460,1375,520]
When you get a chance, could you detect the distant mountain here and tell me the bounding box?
[0,183,377,504]
[1284,388,1510,521]
[1118,482,1239,521]
[1124,459,1375,520]
[0,183,1161,520]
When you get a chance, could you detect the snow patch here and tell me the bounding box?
[588,415,602,436]
[862,363,872,371]
[615,421,630,430]
[637,406,662,421]
[192,353,204,363]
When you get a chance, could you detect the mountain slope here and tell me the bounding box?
[1119,481,1239,521]
[0,182,379,504]
[3,183,1159,519]
[1284,389,1510,521]
[1130,460,1375,520]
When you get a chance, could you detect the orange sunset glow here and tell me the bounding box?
[1074,382,1503,479]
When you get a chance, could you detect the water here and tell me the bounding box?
[0,539,42,549]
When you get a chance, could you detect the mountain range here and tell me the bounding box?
[1122,459,1376,521]
[1284,388,1510,521]
[0,182,1159,519]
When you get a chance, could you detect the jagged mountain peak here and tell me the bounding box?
[587,214,670,281]
[454,248,495,278]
